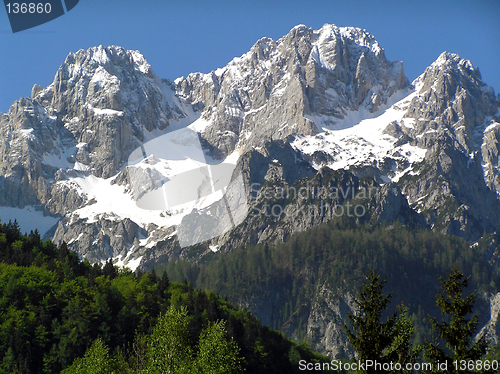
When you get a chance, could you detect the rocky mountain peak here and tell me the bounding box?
[60,45,153,79]
[405,51,499,152]
[175,24,408,160]
[46,45,162,118]
[0,45,192,215]
[394,51,500,240]
[414,51,489,100]
[429,51,481,78]
[315,23,384,56]
[29,46,187,179]
[2,23,500,279]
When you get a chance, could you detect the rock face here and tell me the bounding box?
[1,24,500,358]
[0,24,414,265]
[479,292,500,346]
[397,52,500,239]
[0,46,187,212]
[176,24,408,159]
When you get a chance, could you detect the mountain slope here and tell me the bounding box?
[0,222,330,373]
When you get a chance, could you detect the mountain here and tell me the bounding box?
[1,23,500,357]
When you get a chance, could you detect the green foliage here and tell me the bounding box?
[61,338,114,374]
[386,304,422,372]
[0,220,328,373]
[137,305,245,373]
[345,271,396,365]
[195,320,244,374]
[145,306,193,374]
[159,220,497,347]
[344,271,421,373]
[424,267,492,373]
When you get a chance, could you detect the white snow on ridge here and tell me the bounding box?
[292,88,427,179]
[91,46,110,65]
[113,248,143,272]
[91,107,123,116]
[484,121,500,133]
[66,141,241,233]
[68,174,182,228]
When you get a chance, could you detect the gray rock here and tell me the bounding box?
[175,24,408,159]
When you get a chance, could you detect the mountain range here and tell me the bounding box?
[1,23,500,357]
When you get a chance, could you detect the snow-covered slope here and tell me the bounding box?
[291,86,427,180]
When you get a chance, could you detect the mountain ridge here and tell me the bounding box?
[0,23,499,271]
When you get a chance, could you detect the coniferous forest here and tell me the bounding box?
[159,218,499,350]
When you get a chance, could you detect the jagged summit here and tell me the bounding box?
[0,22,499,271]
[176,23,408,159]
[405,50,499,154]
[315,23,384,56]
[429,51,479,76]
[63,45,152,72]
[414,51,491,97]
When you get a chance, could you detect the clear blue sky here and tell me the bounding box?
[1,0,499,112]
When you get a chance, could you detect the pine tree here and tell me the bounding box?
[424,266,491,373]
[386,304,422,373]
[345,270,420,374]
[345,270,396,368]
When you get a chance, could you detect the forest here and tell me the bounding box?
[159,218,499,347]
[2,214,500,373]
[0,221,330,373]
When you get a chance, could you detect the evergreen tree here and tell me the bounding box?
[386,304,422,373]
[345,271,396,367]
[103,259,117,279]
[345,270,420,374]
[424,267,492,373]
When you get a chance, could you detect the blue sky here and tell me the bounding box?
[1,0,499,112]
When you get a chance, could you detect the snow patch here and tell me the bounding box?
[113,248,143,272]
[42,146,78,169]
[292,88,427,180]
